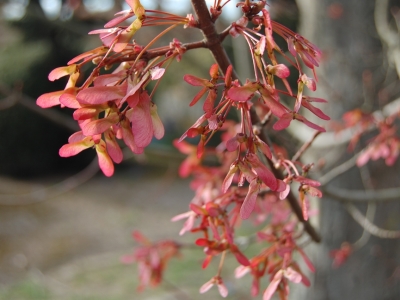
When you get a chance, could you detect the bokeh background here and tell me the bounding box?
[1,0,400,299]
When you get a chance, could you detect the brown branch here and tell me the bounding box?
[265,145,321,243]
[191,0,237,76]
[191,0,321,243]
[291,131,322,162]
[145,40,207,60]
[103,27,237,65]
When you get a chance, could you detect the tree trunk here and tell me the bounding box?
[296,0,400,299]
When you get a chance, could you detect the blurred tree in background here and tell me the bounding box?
[296,0,400,299]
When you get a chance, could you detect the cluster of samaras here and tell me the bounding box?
[38,1,329,299]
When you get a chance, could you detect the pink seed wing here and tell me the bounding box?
[77,85,126,105]
[95,141,114,177]
[150,103,164,140]
[59,138,93,157]
[130,100,153,148]
[36,90,63,108]
[240,179,259,219]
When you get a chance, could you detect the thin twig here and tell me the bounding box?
[291,131,322,162]
[285,97,400,148]
[0,157,99,206]
[319,153,360,185]
[351,203,375,250]
[0,82,79,132]
[351,154,375,249]
[318,141,400,204]
[375,0,400,77]
[323,185,400,203]
[344,203,400,239]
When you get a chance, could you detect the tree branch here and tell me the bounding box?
[351,203,375,250]
[345,203,400,239]
[375,0,400,78]
[318,150,400,203]
[191,0,237,77]
[286,97,400,148]
[291,131,322,162]
[0,157,99,206]
[323,185,400,203]
[319,153,359,185]
[0,82,79,132]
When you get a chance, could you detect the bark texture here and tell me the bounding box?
[296,0,400,299]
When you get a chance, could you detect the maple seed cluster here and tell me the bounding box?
[341,109,400,167]
[36,0,191,176]
[37,0,330,299]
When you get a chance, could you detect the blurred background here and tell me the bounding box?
[0,0,399,299]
